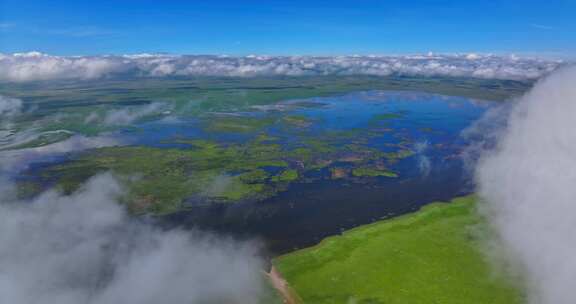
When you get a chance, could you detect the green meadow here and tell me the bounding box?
[274,196,523,304]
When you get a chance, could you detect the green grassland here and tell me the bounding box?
[274,196,523,304]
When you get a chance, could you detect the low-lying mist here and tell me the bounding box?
[0,173,267,304]
[476,66,576,303]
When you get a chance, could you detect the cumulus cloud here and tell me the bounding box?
[0,173,267,304]
[0,52,564,82]
[476,66,576,303]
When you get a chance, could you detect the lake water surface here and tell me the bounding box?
[155,91,493,254]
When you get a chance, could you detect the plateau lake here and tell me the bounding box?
[152,91,493,254]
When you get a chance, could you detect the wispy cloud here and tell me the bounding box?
[0,23,16,31]
[531,23,554,30]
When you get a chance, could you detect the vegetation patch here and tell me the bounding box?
[351,167,398,178]
[203,115,277,133]
[369,112,405,124]
[271,169,299,182]
[274,196,522,304]
[1,130,73,151]
[281,115,314,128]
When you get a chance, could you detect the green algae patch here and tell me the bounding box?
[271,169,299,183]
[373,112,405,120]
[351,167,398,178]
[274,196,522,304]
[383,149,415,160]
[203,115,276,133]
[281,115,314,128]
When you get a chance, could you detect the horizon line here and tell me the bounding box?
[2,50,573,60]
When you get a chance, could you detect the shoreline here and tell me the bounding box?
[266,265,300,304]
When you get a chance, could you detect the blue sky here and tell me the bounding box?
[0,0,574,57]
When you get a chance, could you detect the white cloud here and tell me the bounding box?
[101,102,169,125]
[0,173,266,304]
[0,23,16,31]
[0,95,24,135]
[0,134,122,174]
[0,52,565,82]
[531,24,554,30]
[0,53,132,82]
[414,140,431,177]
[0,95,23,117]
[0,92,268,303]
[476,66,576,304]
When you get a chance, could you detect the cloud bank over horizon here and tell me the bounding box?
[0,51,564,82]
[476,66,576,304]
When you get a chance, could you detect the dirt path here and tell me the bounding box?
[267,265,300,304]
